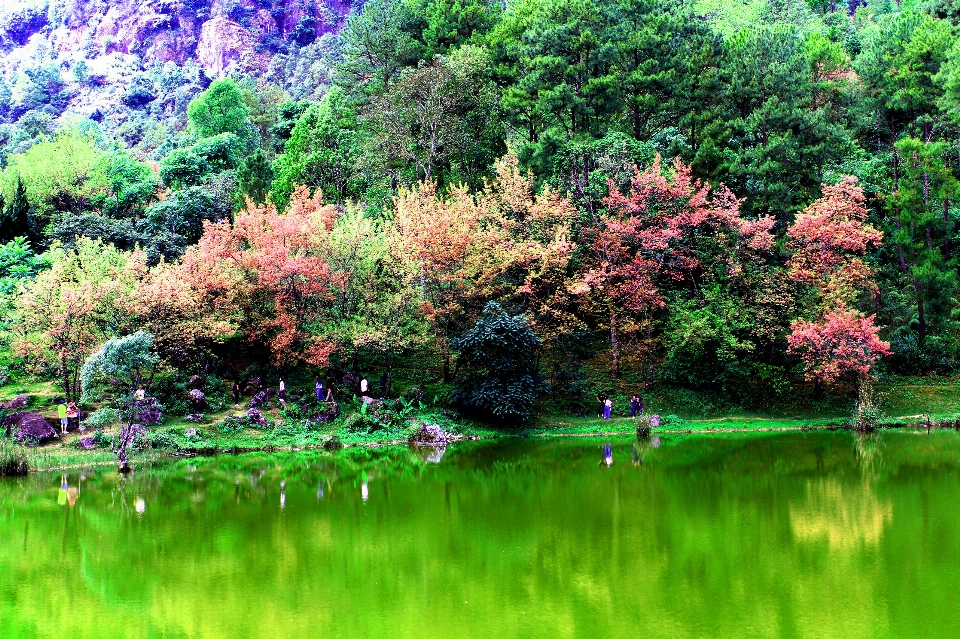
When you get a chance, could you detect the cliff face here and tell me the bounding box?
[1,0,351,73]
[0,0,352,137]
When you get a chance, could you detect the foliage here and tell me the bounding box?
[83,407,121,430]
[0,438,28,476]
[80,331,159,404]
[451,301,547,422]
[12,238,142,400]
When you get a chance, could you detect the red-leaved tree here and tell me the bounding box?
[185,186,338,368]
[786,177,889,391]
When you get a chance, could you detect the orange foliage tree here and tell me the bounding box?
[389,154,580,380]
[183,186,339,368]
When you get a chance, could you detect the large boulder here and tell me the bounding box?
[4,412,58,446]
[77,436,97,450]
[246,408,269,427]
[409,423,448,446]
[187,388,207,410]
[1,394,30,410]
[136,398,162,425]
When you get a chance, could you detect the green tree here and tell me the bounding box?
[237,148,274,206]
[271,90,365,207]
[451,302,547,422]
[187,79,257,149]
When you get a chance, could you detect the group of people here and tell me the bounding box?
[596,394,644,420]
[56,400,81,434]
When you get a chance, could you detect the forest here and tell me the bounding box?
[0,0,958,425]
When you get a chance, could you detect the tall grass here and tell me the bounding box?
[0,439,29,476]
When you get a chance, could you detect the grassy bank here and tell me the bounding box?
[3,374,960,473]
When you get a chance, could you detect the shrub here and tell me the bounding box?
[84,407,120,430]
[216,416,247,435]
[451,302,548,422]
[0,439,29,476]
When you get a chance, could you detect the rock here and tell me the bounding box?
[188,375,203,389]
[197,16,266,77]
[78,436,97,450]
[4,412,58,446]
[1,394,30,410]
[249,390,268,409]
[310,401,340,424]
[649,414,661,428]
[187,388,207,409]
[184,413,205,422]
[185,428,198,437]
[246,408,268,427]
[243,378,262,396]
[410,423,448,446]
[361,397,384,411]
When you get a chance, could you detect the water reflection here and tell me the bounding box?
[6,432,960,639]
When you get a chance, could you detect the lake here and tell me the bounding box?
[2,430,959,639]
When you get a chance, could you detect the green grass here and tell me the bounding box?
[4,372,960,472]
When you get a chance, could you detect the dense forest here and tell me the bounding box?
[0,0,958,421]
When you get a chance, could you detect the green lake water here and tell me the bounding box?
[2,430,960,639]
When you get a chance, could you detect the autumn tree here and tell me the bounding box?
[13,238,142,400]
[786,177,889,391]
[596,157,775,381]
[388,154,577,380]
[185,186,338,368]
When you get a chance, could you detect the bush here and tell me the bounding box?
[451,302,548,422]
[216,416,248,435]
[84,408,120,430]
[148,430,177,450]
[0,439,29,476]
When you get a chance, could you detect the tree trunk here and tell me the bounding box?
[915,283,926,343]
[646,319,655,390]
[945,198,951,260]
[610,309,620,378]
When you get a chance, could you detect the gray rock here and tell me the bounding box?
[410,423,448,446]
[78,436,97,450]
[4,412,58,446]
[249,390,268,409]
[310,401,340,424]
[187,388,207,410]
[246,408,269,427]
[184,413,205,422]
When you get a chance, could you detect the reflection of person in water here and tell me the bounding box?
[602,444,613,467]
[58,475,68,506]
[632,442,642,466]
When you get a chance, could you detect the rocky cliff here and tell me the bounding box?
[0,0,353,144]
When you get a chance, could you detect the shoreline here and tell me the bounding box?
[16,417,960,474]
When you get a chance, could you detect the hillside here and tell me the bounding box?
[0,0,348,152]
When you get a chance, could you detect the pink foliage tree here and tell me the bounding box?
[787,307,892,385]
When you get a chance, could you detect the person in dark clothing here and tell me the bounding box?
[630,395,640,418]
[379,374,387,398]
[597,394,605,418]
[233,381,242,404]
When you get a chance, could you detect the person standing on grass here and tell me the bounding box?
[67,401,80,431]
[315,378,324,402]
[233,381,242,404]
[57,400,68,435]
[596,394,605,418]
[630,395,640,418]
[604,397,613,419]
[360,376,369,397]
[278,378,286,401]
